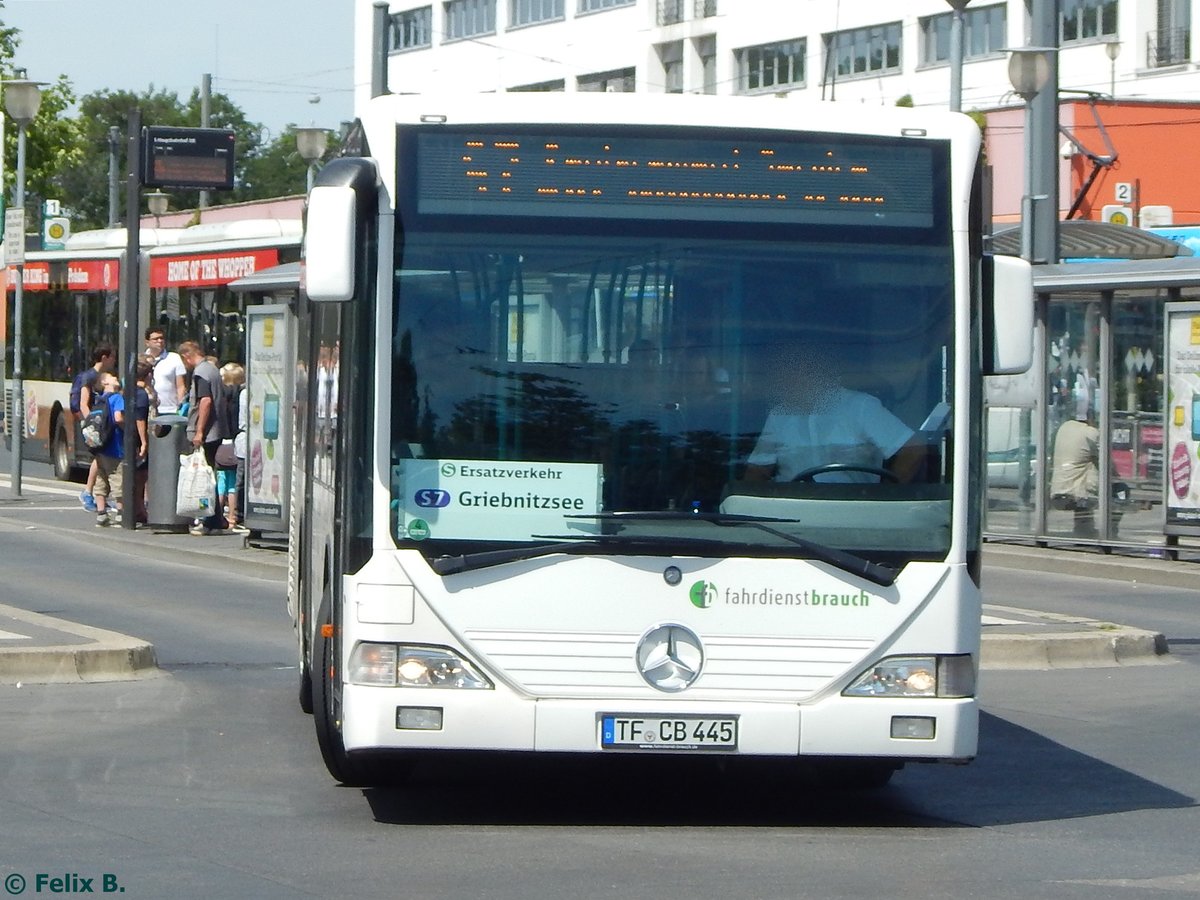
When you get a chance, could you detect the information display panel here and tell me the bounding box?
[142,127,236,190]
[413,127,939,228]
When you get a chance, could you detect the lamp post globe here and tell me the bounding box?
[146,190,170,216]
[1007,47,1053,102]
[295,126,329,193]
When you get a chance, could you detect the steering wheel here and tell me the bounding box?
[792,463,899,483]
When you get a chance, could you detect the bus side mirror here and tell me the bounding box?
[983,254,1033,375]
[304,185,357,303]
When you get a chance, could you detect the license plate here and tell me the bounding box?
[600,715,738,751]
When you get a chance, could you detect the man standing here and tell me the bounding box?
[144,327,187,414]
[178,341,227,535]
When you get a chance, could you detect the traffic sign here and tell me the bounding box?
[4,208,25,265]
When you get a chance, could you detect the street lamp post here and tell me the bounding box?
[945,0,972,112]
[1008,47,1054,264]
[1105,39,1122,98]
[295,126,329,193]
[3,76,44,498]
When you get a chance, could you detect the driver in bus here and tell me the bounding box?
[742,343,924,484]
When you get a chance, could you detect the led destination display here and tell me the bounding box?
[415,129,938,227]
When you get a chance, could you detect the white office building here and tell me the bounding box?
[354,1,1197,112]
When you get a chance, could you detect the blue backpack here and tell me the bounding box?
[80,395,113,450]
[69,369,98,415]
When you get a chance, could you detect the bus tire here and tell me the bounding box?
[312,596,413,786]
[297,625,314,715]
[51,417,74,481]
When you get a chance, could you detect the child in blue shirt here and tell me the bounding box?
[92,374,126,527]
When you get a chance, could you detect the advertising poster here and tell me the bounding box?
[245,306,294,531]
[1164,302,1200,534]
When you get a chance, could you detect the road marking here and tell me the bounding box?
[0,475,86,498]
[0,629,31,641]
[982,615,1037,626]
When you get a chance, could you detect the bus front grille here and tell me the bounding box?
[463,629,875,699]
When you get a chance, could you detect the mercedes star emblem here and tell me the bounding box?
[636,623,704,692]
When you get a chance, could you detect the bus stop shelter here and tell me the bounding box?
[984,223,1200,555]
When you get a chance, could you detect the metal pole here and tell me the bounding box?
[10,120,27,497]
[947,0,969,112]
[121,109,143,530]
[107,126,121,227]
[199,74,211,210]
[372,2,391,97]
[1029,0,1059,265]
[1021,100,1035,264]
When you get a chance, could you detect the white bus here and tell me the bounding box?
[293,91,1032,787]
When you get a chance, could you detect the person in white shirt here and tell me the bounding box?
[144,327,187,414]
[744,344,923,484]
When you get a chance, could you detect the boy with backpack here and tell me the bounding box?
[70,343,115,513]
[89,373,126,527]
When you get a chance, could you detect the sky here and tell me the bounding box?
[2,0,355,141]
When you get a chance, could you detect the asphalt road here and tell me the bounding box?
[1,486,1199,899]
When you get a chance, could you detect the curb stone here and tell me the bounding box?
[0,603,159,684]
[981,604,1170,670]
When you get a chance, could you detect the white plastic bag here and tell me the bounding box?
[176,448,217,518]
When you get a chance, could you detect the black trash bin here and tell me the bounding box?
[148,414,192,527]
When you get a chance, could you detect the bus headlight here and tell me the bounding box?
[348,642,493,689]
[842,655,975,699]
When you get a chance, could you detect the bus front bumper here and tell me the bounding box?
[340,684,978,762]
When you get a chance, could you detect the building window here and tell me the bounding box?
[658,41,684,92]
[578,67,636,91]
[578,0,634,12]
[919,4,1006,66]
[390,7,433,51]
[696,34,717,94]
[657,0,685,25]
[824,22,902,81]
[695,0,716,17]
[510,79,566,91]
[1060,0,1118,43]
[737,38,805,92]
[511,0,563,27]
[445,0,495,40]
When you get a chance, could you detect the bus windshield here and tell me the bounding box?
[388,127,955,566]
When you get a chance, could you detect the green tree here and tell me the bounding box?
[2,7,88,234]
[62,86,271,230]
[240,125,332,200]
[58,87,192,230]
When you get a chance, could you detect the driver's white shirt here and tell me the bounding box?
[747,387,913,483]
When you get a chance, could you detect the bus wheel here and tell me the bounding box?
[312,596,412,787]
[51,418,74,481]
[297,624,314,715]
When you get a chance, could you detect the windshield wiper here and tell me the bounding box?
[566,512,899,587]
[432,533,768,577]
[432,517,899,587]
[432,541,590,576]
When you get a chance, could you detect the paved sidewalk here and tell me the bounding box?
[0,477,1178,683]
